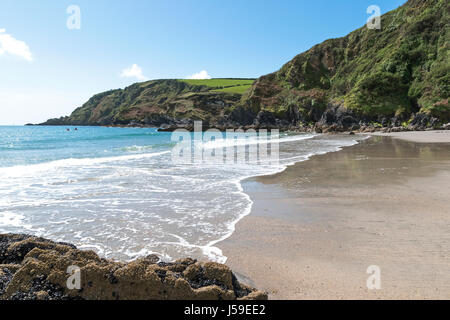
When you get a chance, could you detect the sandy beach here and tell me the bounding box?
[220,132,450,299]
[371,130,450,143]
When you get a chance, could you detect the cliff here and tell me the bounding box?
[229,0,449,132]
[40,0,449,132]
[40,79,254,128]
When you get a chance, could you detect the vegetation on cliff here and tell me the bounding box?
[234,0,449,128]
[180,79,254,94]
[41,79,254,126]
[41,0,448,130]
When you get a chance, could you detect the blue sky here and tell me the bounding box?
[0,0,405,125]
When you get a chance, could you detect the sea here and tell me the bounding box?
[0,125,365,263]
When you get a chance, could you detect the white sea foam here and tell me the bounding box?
[0,130,366,264]
[0,211,32,229]
[0,150,171,178]
[200,133,316,149]
[199,136,361,263]
[119,145,154,152]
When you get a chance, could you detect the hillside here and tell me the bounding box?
[41,0,449,131]
[41,79,255,127]
[229,0,449,131]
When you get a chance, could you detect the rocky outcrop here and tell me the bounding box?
[231,0,449,131]
[0,234,267,300]
[153,0,449,133]
[39,80,245,127]
[36,1,448,133]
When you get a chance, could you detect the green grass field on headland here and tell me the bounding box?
[211,85,253,94]
[179,78,255,94]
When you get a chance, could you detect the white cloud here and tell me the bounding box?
[186,70,212,80]
[0,28,32,61]
[120,64,148,81]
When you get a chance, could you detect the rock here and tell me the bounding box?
[228,107,257,126]
[340,115,358,129]
[390,127,403,132]
[253,110,277,127]
[409,112,441,130]
[316,104,360,131]
[35,291,50,300]
[145,255,160,264]
[0,234,266,300]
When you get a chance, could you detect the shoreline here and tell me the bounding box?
[212,134,365,264]
[2,129,450,299]
[219,132,450,299]
[369,130,450,143]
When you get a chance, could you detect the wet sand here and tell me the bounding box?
[220,135,450,299]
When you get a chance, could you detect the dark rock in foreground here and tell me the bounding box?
[0,234,267,300]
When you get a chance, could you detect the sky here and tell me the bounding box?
[0,0,406,125]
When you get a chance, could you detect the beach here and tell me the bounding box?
[0,126,361,264]
[220,131,450,299]
[371,130,450,143]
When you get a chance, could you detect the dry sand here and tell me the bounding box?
[220,133,450,300]
[371,130,450,143]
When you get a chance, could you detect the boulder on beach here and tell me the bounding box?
[0,234,267,300]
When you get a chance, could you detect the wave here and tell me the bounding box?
[0,151,171,178]
[199,133,316,150]
[201,136,361,263]
[0,129,161,150]
[0,211,32,229]
[119,145,154,152]
[0,129,366,264]
[118,142,177,152]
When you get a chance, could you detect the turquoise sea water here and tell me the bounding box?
[0,125,363,262]
[0,126,174,167]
